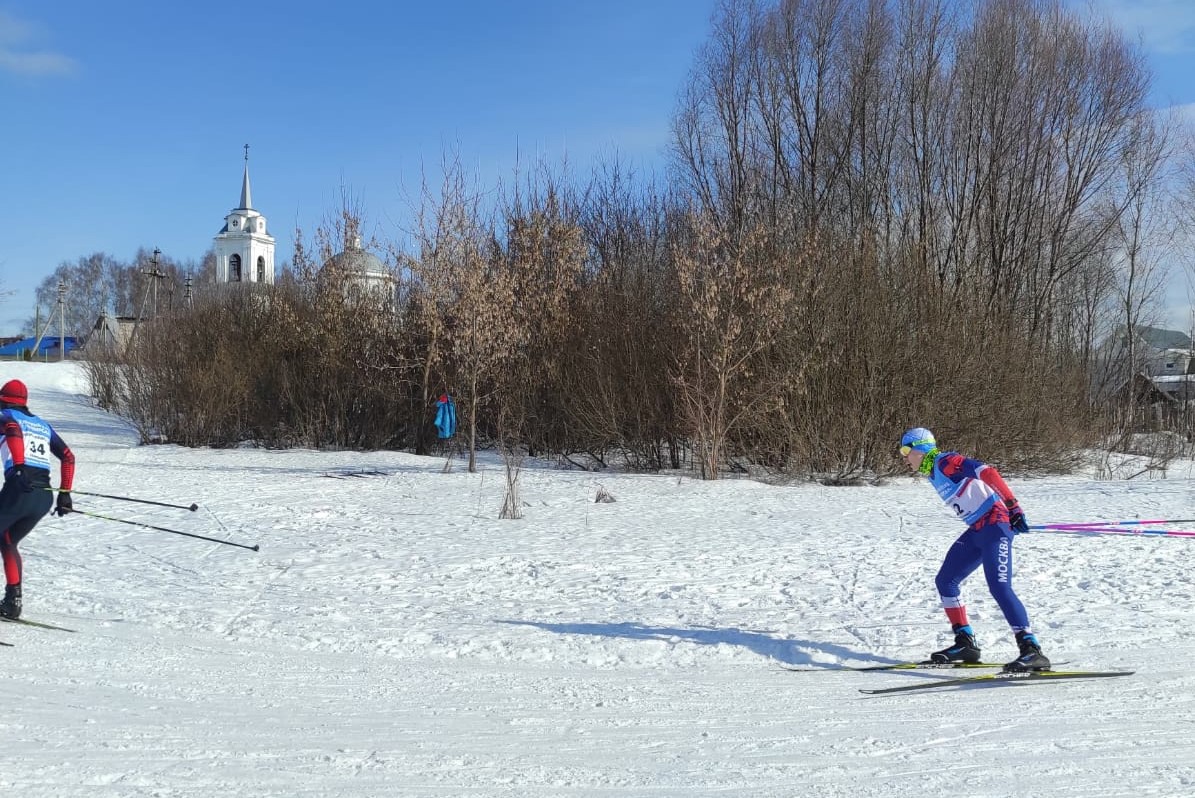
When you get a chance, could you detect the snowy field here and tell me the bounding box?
[1,360,1193,798]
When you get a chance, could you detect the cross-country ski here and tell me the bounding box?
[860,669,1135,695]
[782,659,1072,672]
[0,615,77,633]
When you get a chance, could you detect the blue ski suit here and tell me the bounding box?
[927,451,1031,633]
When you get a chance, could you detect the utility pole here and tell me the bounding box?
[131,248,167,346]
[57,279,66,361]
[183,276,194,309]
[30,279,66,360]
[145,247,166,318]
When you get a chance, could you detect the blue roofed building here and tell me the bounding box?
[0,335,80,360]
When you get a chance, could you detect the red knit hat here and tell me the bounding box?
[0,379,28,405]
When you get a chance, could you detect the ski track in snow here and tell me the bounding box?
[1,361,1193,797]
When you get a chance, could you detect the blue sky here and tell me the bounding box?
[1,0,1193,335]
[0,0,717,332]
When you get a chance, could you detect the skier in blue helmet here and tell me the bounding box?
[900,427,1050,672]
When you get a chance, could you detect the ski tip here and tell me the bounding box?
[1040,669,1135,677]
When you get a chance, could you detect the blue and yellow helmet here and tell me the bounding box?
[899,427,936,456]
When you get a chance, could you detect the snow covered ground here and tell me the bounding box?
[2,360,1193,797]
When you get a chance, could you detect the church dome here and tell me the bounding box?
[326,242,387,279]
[322,235,387,279]
[320,236,395,305]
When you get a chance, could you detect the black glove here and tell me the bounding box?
[1009,506,1029,535]
[8,466,33,493]
[55,490,73,516]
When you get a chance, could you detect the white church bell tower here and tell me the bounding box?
[213,145,275,285]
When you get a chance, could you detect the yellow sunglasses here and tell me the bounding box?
[899,441,933,456]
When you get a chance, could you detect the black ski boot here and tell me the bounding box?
[1004,631,1051,672]
[930,625,981,664]
[0,583,21,620]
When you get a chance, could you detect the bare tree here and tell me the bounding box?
[1107,113,1177,407]
[498,162,588,456]
[401,159,464,455]
[30,253,119,338]
[672,0,760,231]
[671,212,798,478]
[1177,118,1195,342]
[409,164,528,473]
[569,158,682,470]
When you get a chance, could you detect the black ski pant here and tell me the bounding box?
[0,477,52,586]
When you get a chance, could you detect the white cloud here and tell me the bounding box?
[0,10,34,44]
[0,10,77,76]
[0,49,75,76]
[1082,0,1195,54]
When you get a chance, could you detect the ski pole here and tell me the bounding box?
[1033,525,1195,539]
[67,508,260,551]
[1029,518,1195,530]
[40,486,198,512]
[1052,525,1195,537]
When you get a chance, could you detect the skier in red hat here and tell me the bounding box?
[0,379,75,619]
